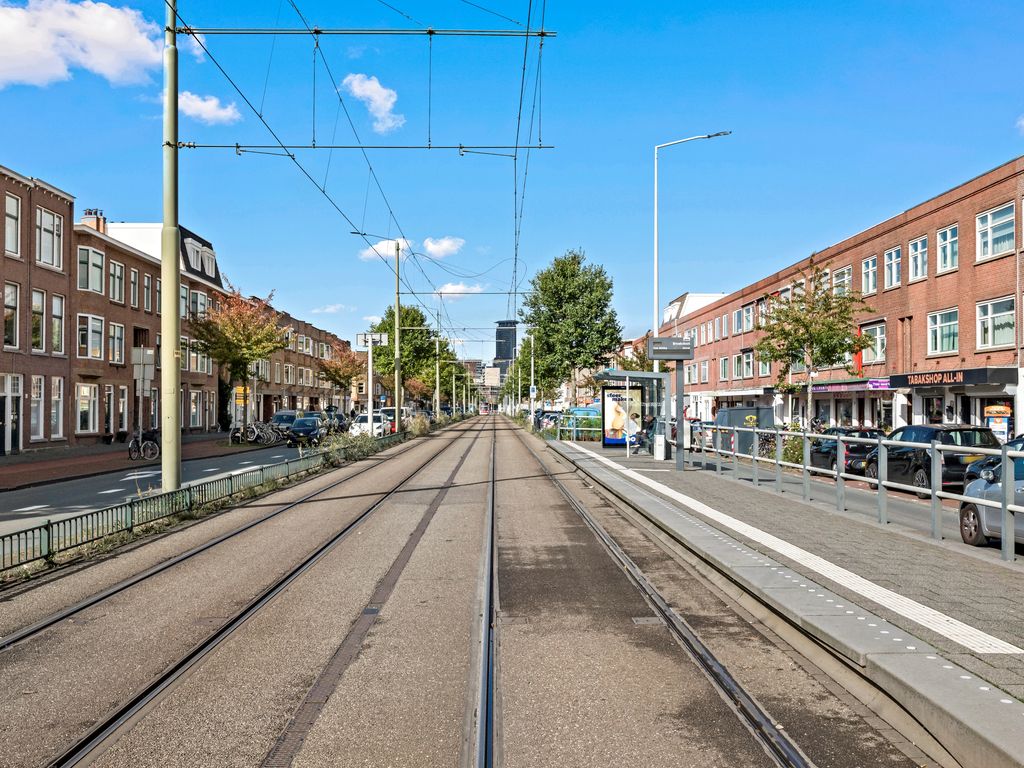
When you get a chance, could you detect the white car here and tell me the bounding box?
[349,413,387,437]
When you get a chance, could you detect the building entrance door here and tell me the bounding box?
[0,395,6,456]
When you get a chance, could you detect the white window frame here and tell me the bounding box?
[190,390,203,427]
[31,288,45,353]
[832,266,852,295]
[719,357,728,381]
[732,354,742,380]
[30,375,45,440]
[156,278,162,315]
[976,296,1015,350]
[861,323,886,364]
[742,351,754,378]
[35,207,63,269]
[50,376,64,438]
[722,313,729,337]
[51,294,64,354]
[76,383,99,434]
[108,322,125,364]
[976,202,1015,261]
[927,308,959,355]
[108,260,125,303]
[5,193,20,256]
[76,314,104,359]
[862,256,877,294]
[742,305,754,332]
[4,282,19,349]
[908,236,927,282]
[118,385,128,431]
[143,274,152,312]
[758,357,771,377]
[937,224,958,273]
[77,247,104,293]
[883,246,901,289]
[129,268,139,308]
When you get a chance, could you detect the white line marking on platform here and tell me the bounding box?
[627,468,670,472]
[203,468,220,472]
[97,488,126,495]
[13,504,49,512]
[569,442,1023,655]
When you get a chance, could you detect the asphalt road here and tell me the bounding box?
[0,445,298,536]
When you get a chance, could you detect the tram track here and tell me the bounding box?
[510,423,813,768]
[0,423,476,655]
[46,418,488,768]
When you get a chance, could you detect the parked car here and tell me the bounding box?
[270,410,299,433]
[864,425,1000,498]
[286,417,327,447]
[538,411,561,429]
[959,459,1024,546]
[569,406,600,418]
[349,413,387,437]
[964,436,1024,483]
[809,427,885,474]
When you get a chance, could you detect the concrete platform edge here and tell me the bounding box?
[548,439,1024,768]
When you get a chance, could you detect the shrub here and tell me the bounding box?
[409,415,431,437]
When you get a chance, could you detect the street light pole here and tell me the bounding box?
[160,0,181,491]
[529,330,535,419]
[653,131,731,374]
[394,239,402,432]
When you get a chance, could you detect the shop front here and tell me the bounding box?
[889,367,1017,437]
[808,378,893,429]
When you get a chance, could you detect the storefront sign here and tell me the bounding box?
[601,386,643,446]
[811,378,891,393]
[890,367,1016,388]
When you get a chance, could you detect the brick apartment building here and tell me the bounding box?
[665,156,1024,438]
[0,163,355,456]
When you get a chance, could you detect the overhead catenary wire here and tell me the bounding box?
[178,26,552,37]
[457,0,523,26]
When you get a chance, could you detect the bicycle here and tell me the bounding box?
[128,430,160,461]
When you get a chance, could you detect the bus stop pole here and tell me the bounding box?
[676,364,685,471]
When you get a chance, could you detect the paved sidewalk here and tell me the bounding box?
[550,439,1024,768]
[0,433,261,491]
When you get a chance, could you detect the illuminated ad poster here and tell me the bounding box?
[601,386,643,446]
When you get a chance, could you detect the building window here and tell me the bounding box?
[5,194,20,256]
[862,323,886,364]
[156,333,161,369]
[742,305,754,332]
[143,274,152,312]
[179,285,188,318]
[30,376,45,440]
[35,207,63,269]
[719,357,728,381]
[927,308,959,355]
[700,361,708,383]
[977,202,1015,260]
[108,322,124,364]
[130,269,139,308]
[732,309,742,333]
[189,390,202,427]
[883,247,901,288]
[714,317,721,340]
[758,357,771,377]
[742,351,754,378]
[274,362,281,384]
[51,294,64,354]
[50,377,63,438]
[190,342,199,372]
[150,387,159,429]
[977,297,1015,349]
[31,289,44,352]
[103,385,114,434]
[77,314,104,359]
[832,266,852,295]
[76,383,99,433]
[722,313,729,337]
[118,385,128,431]
[937,225,958,272]
[189,290,208,317]
[4,282,18,348]
[909,236,927,281]
[180,336,189,370]
[108,261,125,302]
[77,247,104,293]
[862,256,877,294]
[732,354,742,379]
[285,364,294,384]
[699,325,706,345]
[156,278,161,314]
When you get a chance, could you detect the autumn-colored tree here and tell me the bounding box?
[189,287,289,431]
[404,377,432,403]
[319,342,365,394]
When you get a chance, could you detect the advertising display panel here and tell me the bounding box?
[601,386,643,446]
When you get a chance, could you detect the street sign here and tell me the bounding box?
[380,395,386,403]
[648,336,694,361]
[357,332,388,348]
[529,385,537,398]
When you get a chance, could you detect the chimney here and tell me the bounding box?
[81,208,107,234]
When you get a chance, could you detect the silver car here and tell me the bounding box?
[959,459,1024,546]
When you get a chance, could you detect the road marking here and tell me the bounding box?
[13,504,49,512]
[271,454,284,459]
[97,488,126,495]
[569,442,1024,655]
[121,471,159,481]
[239,461,254,465]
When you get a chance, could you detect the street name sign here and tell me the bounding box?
[647,336,694,361]
[356,332,388,348]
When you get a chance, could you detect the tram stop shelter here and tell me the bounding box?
[592,369,671,460]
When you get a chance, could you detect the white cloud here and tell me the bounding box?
[358,238,411,261]
[1017,115,1024,135]
[363,315,382,324]
[0,0,162,89]
[179,90,241,125]
[310,303,353,314]
[435,282,484,301]
[183,31,206,62]
[341,73,405,134]
[423,236,465,259]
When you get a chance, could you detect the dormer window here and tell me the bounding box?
[184,240,201,271]
[201,247,215,276]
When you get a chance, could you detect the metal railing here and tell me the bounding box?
[1,431,408,573]
[679,425,1018,562]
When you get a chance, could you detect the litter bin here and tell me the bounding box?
[654,434,667,461]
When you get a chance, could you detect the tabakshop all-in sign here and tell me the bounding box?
[601,386,643,446]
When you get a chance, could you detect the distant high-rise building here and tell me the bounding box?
[494,320,517,378]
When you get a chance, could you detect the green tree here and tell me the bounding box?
[519,249,622,405]
[754,259,874,424]
[189,288,289,432]
[614,334,654,372]
[369,306,437,387]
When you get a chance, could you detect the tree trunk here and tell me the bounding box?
[242,375,250,433]
[806,365,815,432]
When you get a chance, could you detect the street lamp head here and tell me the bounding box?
[707,130,732,138]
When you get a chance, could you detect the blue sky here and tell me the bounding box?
[2,0,1023,360]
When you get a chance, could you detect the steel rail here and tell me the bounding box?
[47,418,485,768]
[471,416,498,767]
[511,423,812,768]
[0,431,439,653]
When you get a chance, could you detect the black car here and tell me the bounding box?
[809,427,884,474]
[286,417,327,447]
[864,424,1000,498]
[964,436,1024,483]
